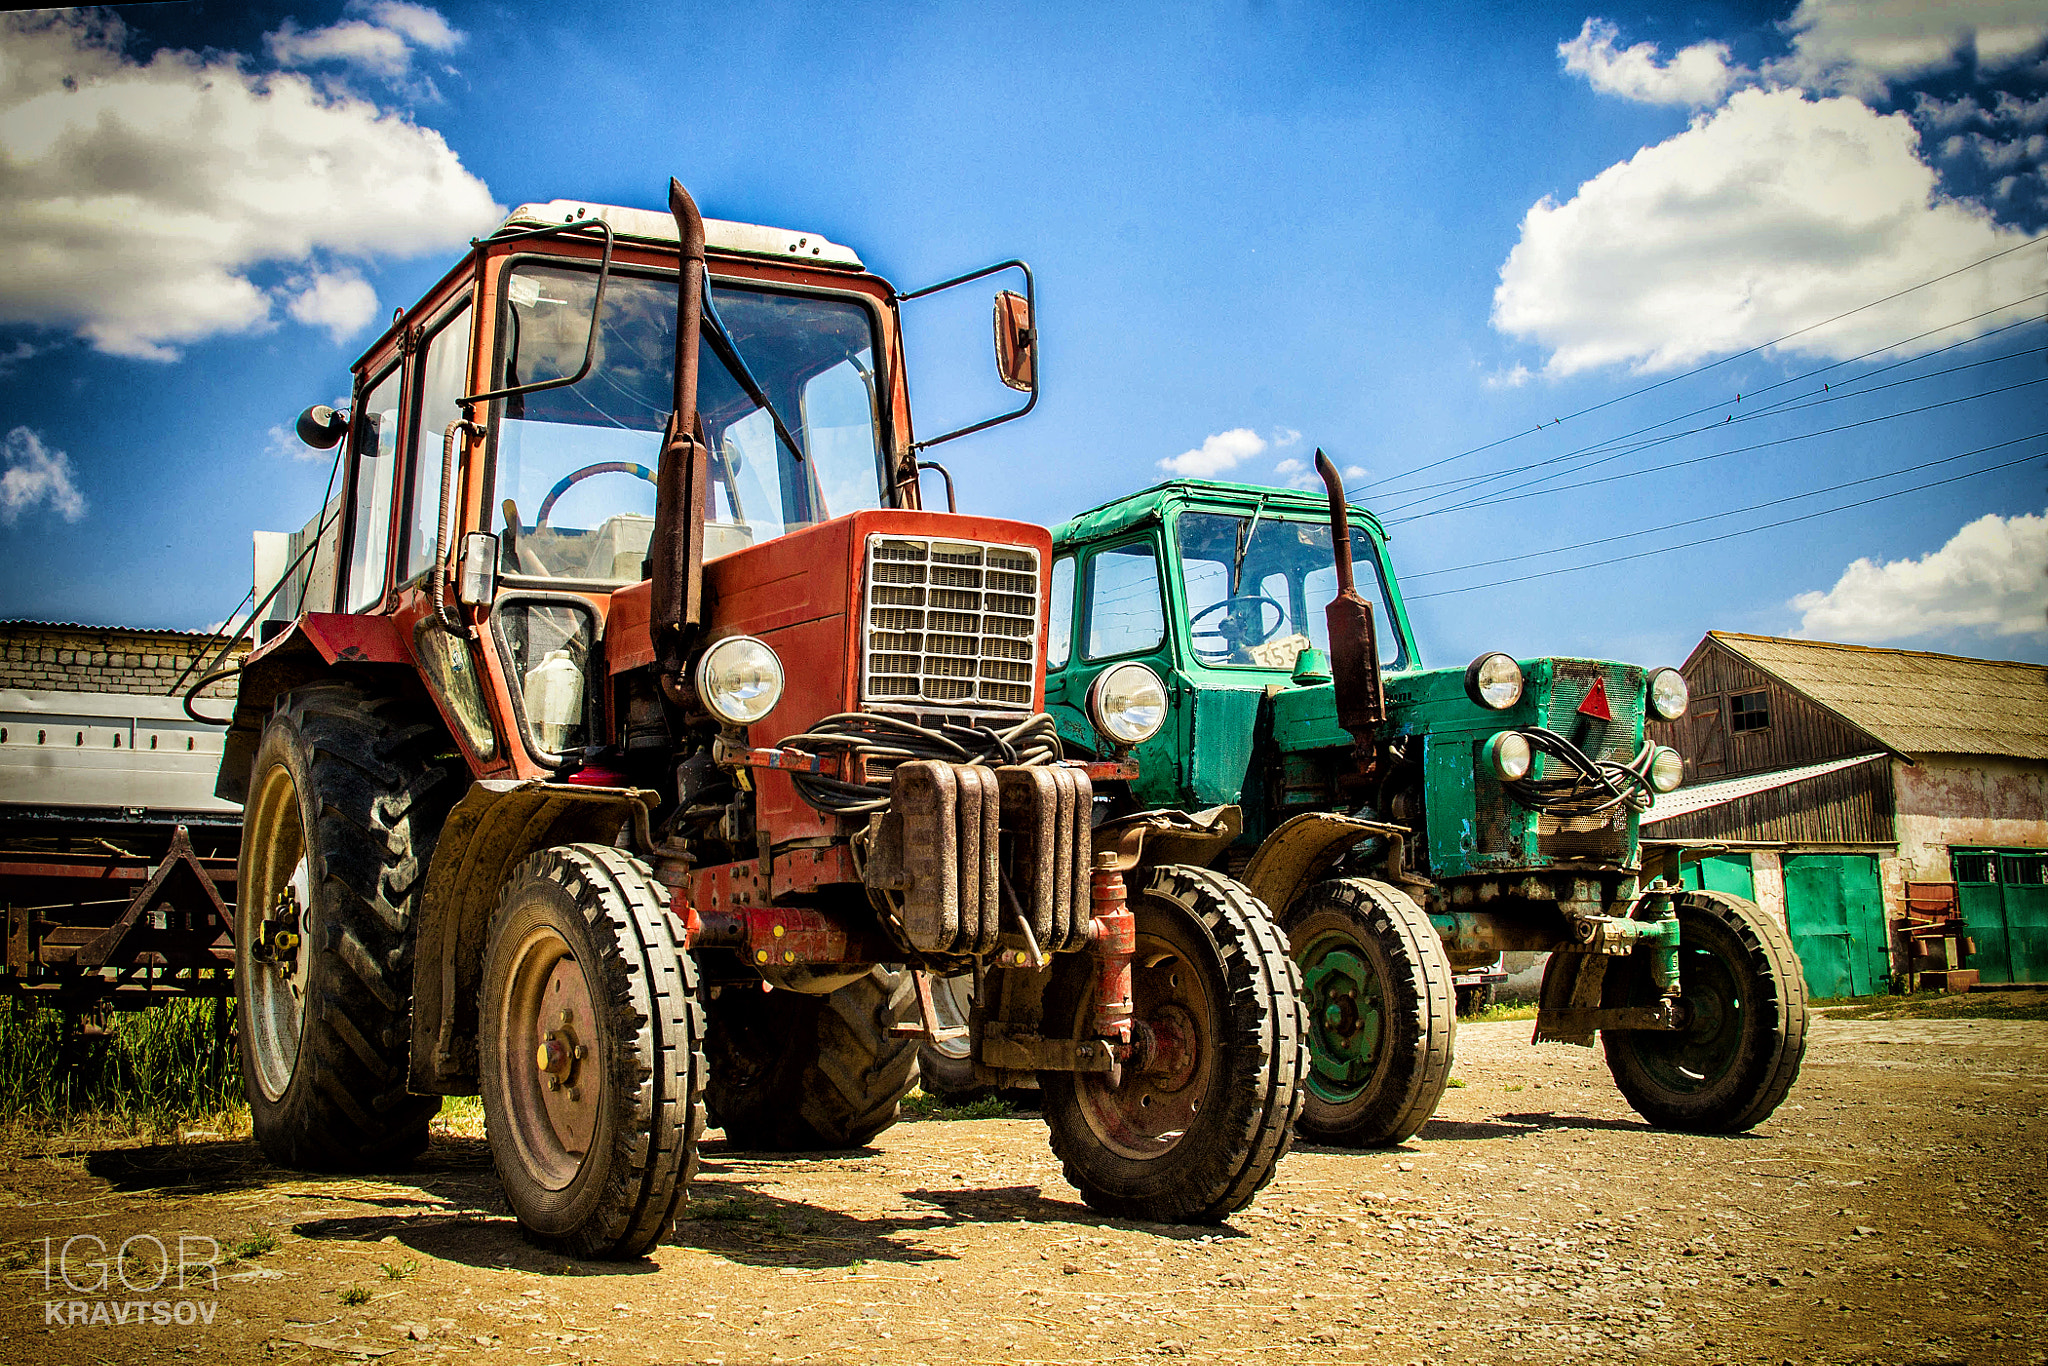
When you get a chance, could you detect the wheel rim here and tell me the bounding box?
[1072,918,1216,1161]
[497,927,604,1190]
[1633,924,1746,1094]
[929,973,972,1062]
[1299,929,1384,1105]
[241,761,311,1102]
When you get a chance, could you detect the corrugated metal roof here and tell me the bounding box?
[1707,632,2048,760]
[1642,751,1887,825]
[0,619,227,640]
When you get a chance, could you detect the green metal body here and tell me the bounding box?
[1047,478,1660,923]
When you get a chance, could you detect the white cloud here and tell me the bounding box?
[1771,0,2048,95]
[0,427,86,525]
[0,10,500,361]
[1559,18,1744,107]
[1270,427,1303,448]
[267,1,461,81]
[286,270,381,342]
[1268,455,1369,490]
[1790,510,2048,642]
[1159,427,1267,476]
[1491,87,2038,376]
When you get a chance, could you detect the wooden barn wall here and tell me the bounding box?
[1648,640,1881,781]
[1646,758,1897,843]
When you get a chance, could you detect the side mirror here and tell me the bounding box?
[458,532,499,606]
[296,404,349,450]
[993,290,1035,392]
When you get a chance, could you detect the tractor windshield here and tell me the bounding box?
[1175,511,1407,670]
[488,262,886,583]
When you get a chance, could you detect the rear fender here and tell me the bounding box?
[407,779,659,1096]
[1241,811,1411,922]
[214,615,412,803]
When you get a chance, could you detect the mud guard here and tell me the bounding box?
[1241,811,1411,923]
[215,615,412,803]
[1091,805,1242,873]
[408,778,660,1095]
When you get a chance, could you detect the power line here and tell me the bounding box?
[1385,373,2048,522]
[1405,452,2044,601]
[1364,231,2048,493]
[1405,430,2048,580]
[1388,341,2048,520]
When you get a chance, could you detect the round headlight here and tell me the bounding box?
[1647,668,1689,721]
[1088,663,1168,747]
[1482,731,1533,782]
[1464,652,1524,710]
[696,636,784,726]
[1648,746,1685,793]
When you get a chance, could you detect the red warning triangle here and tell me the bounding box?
[1577,677,1613,721]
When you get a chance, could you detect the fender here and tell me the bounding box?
[1240,811,1414,922]
[213,615,412,803]
[407,778,660,1096]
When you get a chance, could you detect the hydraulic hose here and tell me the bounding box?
[773,711,1062,816]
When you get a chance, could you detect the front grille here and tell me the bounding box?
[1542,661,1642,762]
[861,536,1040,713]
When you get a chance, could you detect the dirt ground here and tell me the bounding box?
[4,1003,2044,1366]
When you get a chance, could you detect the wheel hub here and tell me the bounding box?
[502,941,604,1189]
[1075,938,1214,1160]
[1302,944,1382,1095]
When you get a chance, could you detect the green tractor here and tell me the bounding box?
[1032,451,1808,1145]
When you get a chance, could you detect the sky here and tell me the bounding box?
[0,0,2043,674]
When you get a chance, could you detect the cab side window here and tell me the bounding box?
[1047,554,1074,669]
[1085,542,1165,660]
[345,366,402,612]
[401,304,474,583]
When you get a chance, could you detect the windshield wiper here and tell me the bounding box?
[700,280,807,464]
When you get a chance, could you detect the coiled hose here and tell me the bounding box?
[775,711,1063,816]
[1502,726,1660,816]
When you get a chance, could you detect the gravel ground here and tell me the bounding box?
[3,1007,2043,1365]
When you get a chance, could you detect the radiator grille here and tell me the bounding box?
[861,536,1040,712]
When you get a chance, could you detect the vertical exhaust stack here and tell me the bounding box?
[650,178,711,677]
[1314,449,1386,753]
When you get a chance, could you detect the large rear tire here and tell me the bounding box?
[704,967,920,1151]
[479,845,704,1259]
[1602,890,1808,1133]
[1283,878,1456,1147]
[236,683,456,1170]
[1042,865,1305,1224]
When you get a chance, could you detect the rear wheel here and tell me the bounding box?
[1602,890,1808,1133]
[479,845,703,1259]
[236,683,456,1169]
[1042,865,1305,1224]
[704,967,920,1150]
[1283,878,1456,1147]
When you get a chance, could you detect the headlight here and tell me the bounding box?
[1647,668,1689,721]
[1464,652,1524,710]
[696,636,784,725]
[1482,731,1533,781]
[1648,746,1684,793]
[1088,663,1167,747]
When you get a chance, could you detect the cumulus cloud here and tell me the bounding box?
[268,1,462,85]
[1491,88,2037,376]
[1270,454,1368,490]
[1771,0,2048,96]
[1159,428,1267,476]
[1559,18,1743,106]
[0,10,500,361]
[1790,510,2048,642]
[0,427,86,525]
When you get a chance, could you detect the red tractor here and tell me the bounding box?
[215,182,1304,1257]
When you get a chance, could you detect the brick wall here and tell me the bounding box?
[0,622,250,700]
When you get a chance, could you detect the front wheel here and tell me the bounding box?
[1602,890,1808,1133]
[479,845,704,1259]
[1042,865,1305,1224]
[1283,878,1457,1147]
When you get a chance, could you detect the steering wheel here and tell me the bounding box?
[1189,594,1288,660]
[535,461,657,526]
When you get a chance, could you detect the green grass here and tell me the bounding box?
[1465,1000,1539,1023]
[901,1089,1016,1121]
[0,999,243,1134]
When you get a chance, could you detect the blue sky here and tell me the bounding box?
[1,0,2043,670]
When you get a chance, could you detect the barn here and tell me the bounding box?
[1643,632,2048,997]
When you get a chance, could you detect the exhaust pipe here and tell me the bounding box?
[650,178,710,676]
[1314,449,1386,750]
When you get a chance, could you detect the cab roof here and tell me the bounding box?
[1055,477,1393,546]
[498,200,864,270]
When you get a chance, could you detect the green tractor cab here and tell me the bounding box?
[1047,455,1807,1144]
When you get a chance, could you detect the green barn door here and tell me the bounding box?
[1954,851,2013,983]
[2002,853,2048,983]
[1682,854,1756,899]
[1782,854,1887,998]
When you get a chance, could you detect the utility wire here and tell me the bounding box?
[1384,373,2048,522]
[1363,231,2048,492]
[1406,451,2045,600]
[1404,430,2048,580]
[1388,342,2048,520]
